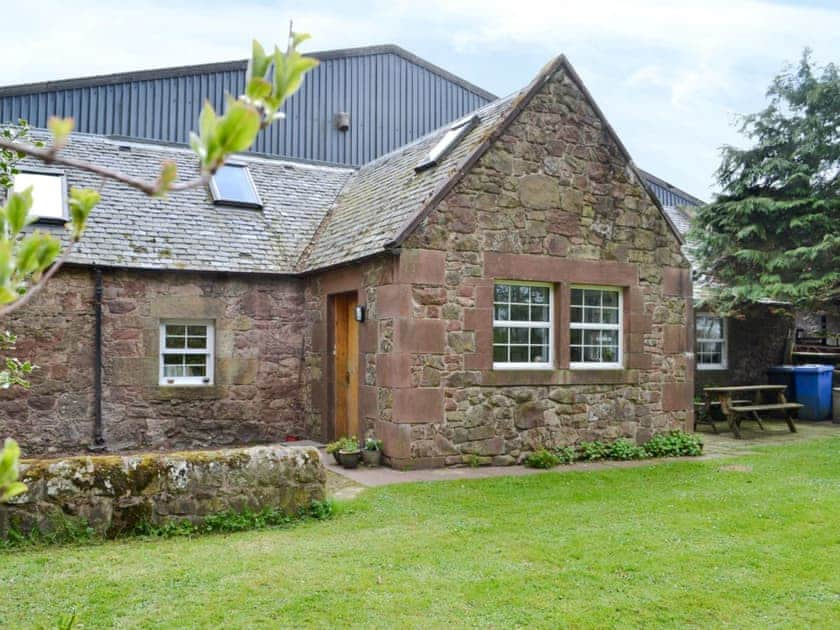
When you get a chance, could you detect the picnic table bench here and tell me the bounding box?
[700,385,802,439]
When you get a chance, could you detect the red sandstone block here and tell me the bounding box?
[662,382,692,412]
[663,266,692,298]
[359,385,378,420]
[392,388,444,423]
[628,313,652,334]
[463,308,492,331]
[394,318,446,353]
[375,420,412,459]
[398,249,446,285]
[663,324,687,354]
[359,320,377,353]
[464,352,492,370]
[376,353,413,388]
[376,284,412,319]
[626,353,652,370]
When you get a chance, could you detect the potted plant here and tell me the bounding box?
[325,439,344,465]
[363,437,383,467]
[337,436,361,469]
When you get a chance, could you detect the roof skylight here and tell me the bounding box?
[12,170,67,221]
[415,115,480,173]
[209,163,262,208]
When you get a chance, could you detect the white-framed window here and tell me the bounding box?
[696,314,726,369]
[570,286,623,369]
[493,281,553,369]
[159,321,215,386]
[209,163,262,208]
[11,169,67,221]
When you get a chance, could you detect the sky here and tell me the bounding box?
[3,0,839,198]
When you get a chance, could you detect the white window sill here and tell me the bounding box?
[493,363,553,371]
[697,364,727,371]
[569,362,623,370]
[159,379,214,387]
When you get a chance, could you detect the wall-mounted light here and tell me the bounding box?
[334,111,350,132]
[355,305,365,322]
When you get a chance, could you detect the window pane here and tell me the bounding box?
[510,327,529,344]
[531,305,549,322]
[163,354,182,365]
[584,308,602,324]
[494,305,509,321]
[571,288,583,306]
[584,346,601,362]
[493,327,508,344]
[494,285,510,303]
[602,346,617,362]
[493,345,508,363]
[571,307,583,323]
[211,165,260,205]
[13,172,64,219]
[570,329,582,345]
[166,336,185,349]
[530,345,548,363]
[570,347,582,362]
[510,346,528,362]
[602,291,619,308]
[512,285,530,303]
[166,325,186,336]
[187,336,207,349]
[184,354,206,366]
[697,316,722,340]
[163,364,184,377]
[187,325,206,337]
[511,305,529,321]
[531,287,549,304]
[584,291,601,307]
[531,327,547,345]
[603,308,619,325]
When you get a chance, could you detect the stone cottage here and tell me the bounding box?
[0,55,693,467]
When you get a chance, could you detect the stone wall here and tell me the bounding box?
[695,304,793,395]
[0,444,325,538]
[0,267,307,457]
[367,65,692,467]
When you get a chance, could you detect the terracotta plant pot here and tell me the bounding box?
[338,449,361,469]
[362,449,382,467]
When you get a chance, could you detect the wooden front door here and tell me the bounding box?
[331,292,360,440]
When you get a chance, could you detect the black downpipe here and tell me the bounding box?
[90,268,106,451]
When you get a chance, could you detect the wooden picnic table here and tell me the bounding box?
[700,385,802,439]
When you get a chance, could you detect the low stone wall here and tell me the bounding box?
[0,444,325,538]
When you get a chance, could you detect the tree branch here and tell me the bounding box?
[0,137,210,196]
[0,242,75,318]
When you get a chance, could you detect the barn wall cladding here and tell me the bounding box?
[0,45,493,166]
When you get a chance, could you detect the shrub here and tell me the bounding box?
[523,449,561,469]
[643,431,703,458]
[364,437,383,452]
[554,445,577,464]
[577,441,609,461]
[605,439,646,461]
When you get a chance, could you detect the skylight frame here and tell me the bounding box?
[11,167,68,224]
[415,114,480,173]
[209,162,263,209]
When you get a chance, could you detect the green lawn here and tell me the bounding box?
[3,438,839,628]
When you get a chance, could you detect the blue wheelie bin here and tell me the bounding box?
[791,364,834,421]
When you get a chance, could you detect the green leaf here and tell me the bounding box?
[68,187,101,239]
[47,116,75,148]
[215,100,261,155]
[245,77,272,101]
[247,39,271,82]
[0,481,26,502]
[3,189,34,235]
[154,160,178,197]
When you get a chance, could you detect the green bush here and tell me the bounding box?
[605,439,647,461]
[554,445,577,464]
[643,431,703,457]
[577,441,609,461]
[523,449,561,469]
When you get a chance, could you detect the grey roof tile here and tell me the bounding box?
[19,132,353,274]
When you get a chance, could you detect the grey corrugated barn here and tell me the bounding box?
[0,45,493,166]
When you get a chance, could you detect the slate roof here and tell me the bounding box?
[299,93,518,271]
[18,132,353,274]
